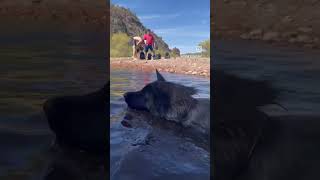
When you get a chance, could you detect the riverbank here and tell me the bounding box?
[110,57,210,78]
[0,0,107,33]
[213,0,320,49]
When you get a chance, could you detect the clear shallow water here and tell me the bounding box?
[0,32,107,179]
[110,70,210,180]
[0,31,210,179]
[214,40,320,115]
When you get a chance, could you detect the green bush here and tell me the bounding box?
[199,39,210,57]
[110,33,132,57]
[154,48,167,57]
[171,47,180,58]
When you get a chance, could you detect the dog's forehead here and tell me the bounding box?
[154,81,187,90]
[142,81,156,90]
[142,81,196,96]
[143,81,163,88]
[148,81,171,89]
[140,81,167,95]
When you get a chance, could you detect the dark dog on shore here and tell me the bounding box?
[43,82,109,154]
[123,70,210,138]
[213,70,320,180]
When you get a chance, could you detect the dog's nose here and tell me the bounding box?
[121,120,132,128]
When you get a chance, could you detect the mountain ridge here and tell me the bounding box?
[111,4,171,52]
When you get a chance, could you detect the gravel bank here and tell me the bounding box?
[110,57,210,78]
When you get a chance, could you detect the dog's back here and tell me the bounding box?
[240,115,320,180]
[212,70,320,180]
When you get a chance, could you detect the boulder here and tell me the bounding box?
[282,31,298,39]
[281,15,293,23]
[240,33,250,40]
[298,27,313,33]
[262,32,280,41]
[248,29,263,39]
[296,34,313,43]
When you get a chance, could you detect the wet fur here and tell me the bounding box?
[124,70,210,137]
[43,82,109,154]
[213,70,320,180]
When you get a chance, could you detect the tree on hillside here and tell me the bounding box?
[155,48,166,57]
[110,33,131,57]
[199,39,210,57]
[171,47,180,58]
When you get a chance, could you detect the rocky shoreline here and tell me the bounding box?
[0,0,107,32]
[212,0,320,49]
[110,57,210,78]
[214,27,320,49]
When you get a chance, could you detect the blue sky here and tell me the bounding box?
[111,0,210,54]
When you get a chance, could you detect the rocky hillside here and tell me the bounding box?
[0,1,171,52]
[213,0,320,49]
[111,4,171,52]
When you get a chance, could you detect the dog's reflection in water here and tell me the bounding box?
[43,148,107,180]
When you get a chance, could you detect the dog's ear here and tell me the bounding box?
[102,81,109,91]
[156,69,166,81]
[98,81,109,98]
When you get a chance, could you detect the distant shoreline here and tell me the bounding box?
[110,57,210,78]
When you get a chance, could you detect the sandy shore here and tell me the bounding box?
[110,57,210,78]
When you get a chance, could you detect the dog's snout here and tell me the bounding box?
[121,120,132,128]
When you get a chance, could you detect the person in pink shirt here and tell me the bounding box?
[143,29,156,60]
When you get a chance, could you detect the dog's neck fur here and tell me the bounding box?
[161,94,197,122]
[161,97,210,136]
[183,98,210,135]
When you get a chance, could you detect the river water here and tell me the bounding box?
[213,39,320,115]
[4,32,319,179]
[0,31,210,179]
[0,32,107,179]
[110,70,210,180]
[4,33,319,179]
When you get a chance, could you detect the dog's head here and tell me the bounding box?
[123,70,197,122]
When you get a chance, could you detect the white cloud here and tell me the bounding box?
[153,26,209,53]
[113,3,129,8]
[154,27,209,38]
[112,2,138,9]
[174,45,202,54]
[138,13,181,21]
[138,14,162,20]
[153,28,178,34]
